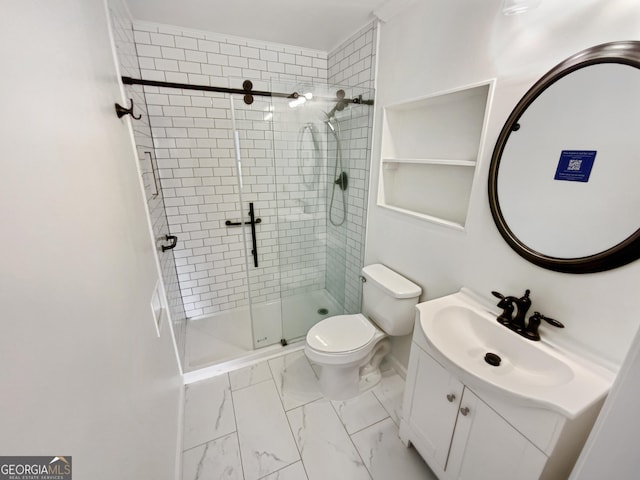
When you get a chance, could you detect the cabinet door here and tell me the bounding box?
[407,347,464,470]
[447,389,547,480]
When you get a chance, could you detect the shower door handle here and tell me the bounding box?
[225,218,262,227]
[248,202,258,268]
[161,234,178,252]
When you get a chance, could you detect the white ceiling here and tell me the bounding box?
[126,0,384,52]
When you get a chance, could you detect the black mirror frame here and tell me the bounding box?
[488,41,640,274]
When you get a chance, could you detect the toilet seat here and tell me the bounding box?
[306,314,381,355]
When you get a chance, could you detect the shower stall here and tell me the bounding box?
[129,77,374,371]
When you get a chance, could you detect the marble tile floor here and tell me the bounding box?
[181,349,437,480]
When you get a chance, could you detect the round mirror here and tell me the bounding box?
[488,41,640,273]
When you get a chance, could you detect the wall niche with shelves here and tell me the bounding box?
[378,82,493,229]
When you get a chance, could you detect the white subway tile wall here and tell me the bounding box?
[108,0,188,363]
[269,94,336,311]
[328,22,377,90]
[125,19,377,338]
[132,22,331,318]
[327,22,377,314]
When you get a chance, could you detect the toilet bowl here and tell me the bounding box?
[305,313,390,399]
[304,264,421,400]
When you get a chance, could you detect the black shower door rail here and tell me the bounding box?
[120,76,373,107]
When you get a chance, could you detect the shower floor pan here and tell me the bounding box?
[185,289,342,372]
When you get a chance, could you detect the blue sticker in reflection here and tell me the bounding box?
[554,150,596,182]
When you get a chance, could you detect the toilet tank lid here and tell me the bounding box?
[361,264,422,299]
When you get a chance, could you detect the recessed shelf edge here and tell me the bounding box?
[382,157,476,166]
[377,203,466,231]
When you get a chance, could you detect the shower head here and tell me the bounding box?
[325,117,336,133]
[325,100,349,120]
[324,89,349,121]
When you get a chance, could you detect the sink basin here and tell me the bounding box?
[417,289,613,418]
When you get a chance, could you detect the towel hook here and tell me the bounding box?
[115,98,142,120]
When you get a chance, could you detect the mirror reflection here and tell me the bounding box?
[489,41,640,273]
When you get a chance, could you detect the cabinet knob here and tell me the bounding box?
[446,393,456,403]
[460,406,470,416]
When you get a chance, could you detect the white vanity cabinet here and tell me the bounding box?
[400,319,605,480]
[400,345,546,480]
[403,344,465,472]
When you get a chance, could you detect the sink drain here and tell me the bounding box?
[484,352,501,367]
[317,308,329,315]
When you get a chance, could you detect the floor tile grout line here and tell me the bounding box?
[237,374,304,479]
[255,460,305,480]
[266,350,323,413]
[328,395,374,480]
[230,375,273,393]
[371,380,403,426]
[227,372,248,480]
[181,375,237,452]
[182,429,239,454]
[345,411,392,437]
[349,415,393,437]
[339,385,391,433]
[283,402,312,480]
[264,351,310,477]
[266,357,289,413]
[232,431,247,480]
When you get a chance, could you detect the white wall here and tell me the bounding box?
[570,320,640,478]
[367,0,640,369]
[109,0,189,364]
[0,1,182,479]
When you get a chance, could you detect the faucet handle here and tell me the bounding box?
[537,312,564,328]
[523,312,564,341]
[491,291,514,325]
[491,291,512,307]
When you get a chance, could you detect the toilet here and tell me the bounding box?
[305,264,422,400]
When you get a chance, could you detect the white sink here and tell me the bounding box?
[417,289,613,418]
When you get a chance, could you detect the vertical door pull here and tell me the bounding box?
[145,151,160,198]
[249,202,259,268]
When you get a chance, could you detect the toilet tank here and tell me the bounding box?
[361,264,422,336]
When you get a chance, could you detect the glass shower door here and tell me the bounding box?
[229,93,284,349]
[270,81,346,343]
[226,80,375,349]
[271,81,375,344]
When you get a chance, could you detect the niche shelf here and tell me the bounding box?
[378,81,493,229]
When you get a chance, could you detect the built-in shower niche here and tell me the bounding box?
[378,82,493,229]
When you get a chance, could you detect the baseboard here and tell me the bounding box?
[384,353,408,380]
